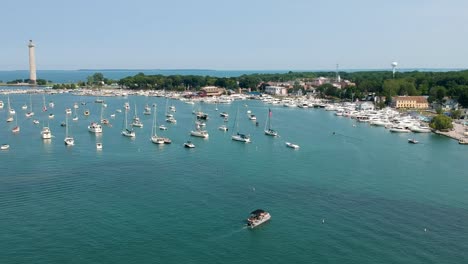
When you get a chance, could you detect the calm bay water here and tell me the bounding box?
[0,93,467,263]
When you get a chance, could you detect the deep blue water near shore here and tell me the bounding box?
[0,93,467,263]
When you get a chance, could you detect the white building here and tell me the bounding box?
[358,102,375,111]
[264,85,288,96]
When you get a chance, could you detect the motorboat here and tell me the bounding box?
[184,141,195,148]
[220,112,229,118]
[408,138,419,144]
[459,138,468,145]
[49,113,55,119]
[88,122,103,133]
[132,117,144,127]
[41,127,52,139]
[286,142,300,149]
[190,129,209,138]
[218,125,228,131]
[410,125,431,133]
[159,125,168,130]
[232,133,251,143]
[246,209,271,228]
[33,119,40,124]
[389,126,411,133]
[166,117,177,123]
[96,143,103,150]
[163,138,172,144]
[248,114,257,120]
[65,108,72,115]
[1,144,10,150]
[83,110,90,116]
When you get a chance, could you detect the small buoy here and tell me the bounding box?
[332,132,336,135]
[424,228,427,232]
[252,187,255,191]
[322,219,325,224]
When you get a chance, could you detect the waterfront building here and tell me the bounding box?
[28,40,37,85]
[264,85,288,96]
[199,86,225,96]
[392,96,428,109]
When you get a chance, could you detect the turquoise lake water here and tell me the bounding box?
[0,93,467,263]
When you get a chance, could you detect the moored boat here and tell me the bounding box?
[184,141,195,148]
[1,144,10,150]
[408,138,419,144]
[286,142,300,149]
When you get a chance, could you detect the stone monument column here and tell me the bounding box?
[28,40,37,85]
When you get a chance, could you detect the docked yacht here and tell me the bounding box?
[88,122,103,133]
[246,209,271,228]
[389,126,411,133]
[410,125,431,133]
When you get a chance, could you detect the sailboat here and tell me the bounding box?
[121,107,135,137]
[232,107,251,143]
[150,105,165,144]
[72,107,79,121]
[264,108,278,136]
[100,104,109,125]
[190,121,209,138]
[12,113,20,133]
[25,95,35,117]
[64,115,74,146]
[143,104,151,115]
[7,96,15,115]
[131,104,143,127]
[42,94,47,112]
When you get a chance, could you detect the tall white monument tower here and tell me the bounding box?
[28,40,37,85]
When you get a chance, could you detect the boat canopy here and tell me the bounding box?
[250,209,266,215]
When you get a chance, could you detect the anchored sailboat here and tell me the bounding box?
[150,105,164,144]
[122,106,135,137]
[232,107,251,143]
[264,108,278,136]
[64,115,74,146]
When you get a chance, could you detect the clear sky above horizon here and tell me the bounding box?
[1,0,467,71]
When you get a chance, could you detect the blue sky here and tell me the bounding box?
[1,0,467,70]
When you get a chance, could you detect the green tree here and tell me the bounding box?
[451,109,462,119]
[458,88,468,108]
[430,86,447,102]
[430,114,453,130]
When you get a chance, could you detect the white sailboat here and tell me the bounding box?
[264,108,278,136]
[72,107,79,121]
[131,104,143,127]
[7,96,15,115]
[11,113,20,133]
[150,105,165,144]
[232,107,251,143]
[143,104,151,115]
[122,107,135,137]
[64,115,74,146]
[25,95,34,117]
[100,104,109,125]
[42,94,47,112]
